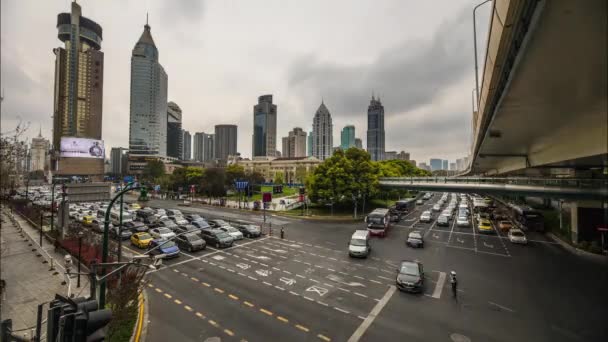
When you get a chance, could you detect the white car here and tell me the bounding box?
[219,226,244,240]
[456,215,470,227]
[171,215,189,225]
[437,214,450,226]
[441,210,452,219]
[419,211,432,223]
[432,204,441,212]
[508,229,528,244]
[149,227,177,240]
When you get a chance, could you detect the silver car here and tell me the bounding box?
[456,215,470,227]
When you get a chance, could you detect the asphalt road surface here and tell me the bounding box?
[126,194,608,342]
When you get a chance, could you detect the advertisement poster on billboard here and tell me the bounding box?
[60,137,105,159]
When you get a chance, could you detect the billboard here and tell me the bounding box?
[60,137,105,159]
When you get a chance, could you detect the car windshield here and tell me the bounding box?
[368,217,383,224]
[400,263,419,276]
[162,221,177,227]
[409,232,422,239]
[225,227,239,233]
[139,233,152,240]
[511,231,524,237]
[350,238,366,246]
[158,240,176,248]
[216,232,231,239]
[185,234,201,241]
[158,228,172,234]
[214,220,228,226]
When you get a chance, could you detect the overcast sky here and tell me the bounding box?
[0,0,491,164]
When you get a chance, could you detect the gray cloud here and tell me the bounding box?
[287,7,472,119]
[160,0,205,24]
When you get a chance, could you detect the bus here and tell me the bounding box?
[395,198,416,214]
[365,208,391,237]
[508,204,544,231]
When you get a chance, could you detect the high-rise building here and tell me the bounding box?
[167,101,182,159]
[215,125,237,161]
[52,1,104,176]
[312,101,333,160]
[418,162,431,171]
[29,130,50,172]
[193,132,214,162]
[282,127,307,158]
[456,158,464,171]
[442,160,448,170]
[340,125,356,150]
[397,151,410,161]
[252,95,277,157]
[385,151,398,160]
[430,158,443,171]
[182,130,191,160]
[355,138,363,149]
[128,18,168,158]
[449,162,456,171]
[110,147,128,176]
[307,132,313,157]
[366,95,385,161]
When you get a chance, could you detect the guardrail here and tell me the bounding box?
[380,177,607,188]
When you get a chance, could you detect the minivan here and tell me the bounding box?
[348,230,371,258]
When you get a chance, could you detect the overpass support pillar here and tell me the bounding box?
[568,200,607,244]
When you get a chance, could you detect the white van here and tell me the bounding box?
[348,230,371,258]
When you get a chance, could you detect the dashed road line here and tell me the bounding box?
[354,292,368,298]
[263,281,272,286]
[214,288,225,294]
[164,293,172,299]
[317,301,329,307]
[260,308,273,316]
[303,296,315,302]
[174,299,182,305]
[202,282,211,287]
[274,286,285,291]
[295,324,310,332]
[377,275,392,281]
[318,334,331,341]
[248,276,258,281]
[224,329,234,336]
[228,294,239,300]
[243,301,255,307]
[184,305,193,311]
[277,316,289,323]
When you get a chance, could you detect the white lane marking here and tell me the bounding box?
[309,279,319,283]
[337,287,351,293]
[274,286,285,291]
[354,292,368,298]
[347,286,396,342]
[377,275,392,281]
[317,301,329,306]
[282,270,292,274]
[263,281,272,286]
[237,272,247,277]
[432,272,447,299]
[369,279,382,284]
[334,307,350,314]
[248,276,258,281]
[295,274,306,279]
[303,296,315,301]
[488,301,515,313]
[353,276,364,280]
[289,291,299,296]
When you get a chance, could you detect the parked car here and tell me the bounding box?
[396,260,424,293]
[175,224,201,235]
[508,228,528,244]
[185,214,204,222]
[432,204,441,212]
[131,232,153,249]
[155,209,167,216]
[498,220,513,232]
[170,215,189,225]
[233,223,261,238]
[477,219,494,234]
[82,215,95,226]
[218,226,244,240]
[437,214,450,226]
[175,233,206,252]
[416,199,424,205]
[149,227,177,240]
[406,231,424,248]
[191,220,211,230]
[91,219,113,233]
[166,209,183,217]
[209,219,230,228]
[456,215,470,227]
[157,220,179,231]
[419,211,432,223]
[128,203,141,210]
[199,229,234,248]
[125,221,148,233]
[111,225,133,240]
[148,239,180,258]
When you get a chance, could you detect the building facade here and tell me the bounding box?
[312,101,333,160]
[340,125,356,150]
[430,158,443,171]
[193,132,214,162]
[29,131,50,172]
[52,1,104,176]
[307,132,313,156]
[252,95,277,157]
[215,125,237,161]
[366,95,385,161]
[418,162,431,171]
[110,147,128,176]
[385,151,397,160]
[442,160,448,170]
[282,127,307,158]
[166,101,182,159]
[182,130,191,160]
[235,156,321,183]
[128,19,168,159]
[355,138,363,149]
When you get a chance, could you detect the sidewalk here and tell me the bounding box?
[0,208,90,333]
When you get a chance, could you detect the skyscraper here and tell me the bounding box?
[215,125,237,161]
[312,101,333,160]
[282,127,307,158]
[52,1,104,176]
[193,132,214,162]
[442,160,448,170]
[355,138,363,149]
[307,132,313,157]
[430,158,443,171]
[182,130,192,160]
[29,129,50,172]
[110,147,128,176]
[366,95,385,161]
[167,101,183,159]
[340,125,356,150]
[128,18,168,158]
[252,95,277,157]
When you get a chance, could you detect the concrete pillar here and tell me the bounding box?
[570,202,579,243]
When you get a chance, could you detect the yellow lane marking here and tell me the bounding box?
[191,277,199,282]
[155,288,162,293]
[295,324,310,332]
[147,283,154,288]
[196,312,205,318]
[259,308,273,316]
[276,316,289,323]
[317,334,331,341]
[174,299,182,305]
[244,301,255,308]
[208,320,218,327]
[184,305,193,311]
[202,282,211,287]
[164,293,172,299]
[228,294,239,300]
[181,272,188,277]
[173,269,179,272]
[224,329,235,336]
[214,288,225,294]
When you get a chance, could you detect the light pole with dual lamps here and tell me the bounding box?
[77,230,84,288]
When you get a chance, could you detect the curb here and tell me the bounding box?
[547,233,608,263]
[130,290,148,342]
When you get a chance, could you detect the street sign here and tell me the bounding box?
[235,181,249,190]
[262,192,272,203]
[597,226,608,232]
[64,183,111,202]
[190,184,196,193]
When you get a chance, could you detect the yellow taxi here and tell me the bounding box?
[82,215,95,226]
[477,218,494,234]
[129,203,142,210]
[131,232,153,249]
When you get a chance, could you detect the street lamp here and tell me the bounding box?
[77,231,84,288]
[473,0,492,105]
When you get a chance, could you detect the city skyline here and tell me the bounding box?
[0,0,490,163]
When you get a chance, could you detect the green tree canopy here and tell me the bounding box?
[143,160,165,183]
[201,168,226,198]
[274,172,284,185]
[225,164,246,187]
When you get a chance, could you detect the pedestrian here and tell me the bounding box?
[280,227,285,239]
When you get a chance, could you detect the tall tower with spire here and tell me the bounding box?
[128,16,168,170]
[312,100,333,160]
[366,93,385,161]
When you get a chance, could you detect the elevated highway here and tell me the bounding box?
[468,0,607,175]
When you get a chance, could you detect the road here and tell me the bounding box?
[126,194,608,342]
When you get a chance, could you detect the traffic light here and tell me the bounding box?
[73,299,112,342]
[46,295,112,342]
[299,187,305,195]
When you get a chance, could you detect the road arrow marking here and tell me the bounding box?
[280,277,296,286]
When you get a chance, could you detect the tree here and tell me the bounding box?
[225,164,245,187]
[143,160,165,182]
[28,170,46,180]
[201,168,226,198]
[1,121,29,195]
[244,170,265,185]
[295,166,309,184]
[308,149,353,204]
[274,172,284,185]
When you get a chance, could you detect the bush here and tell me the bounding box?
[589,241,603,254]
